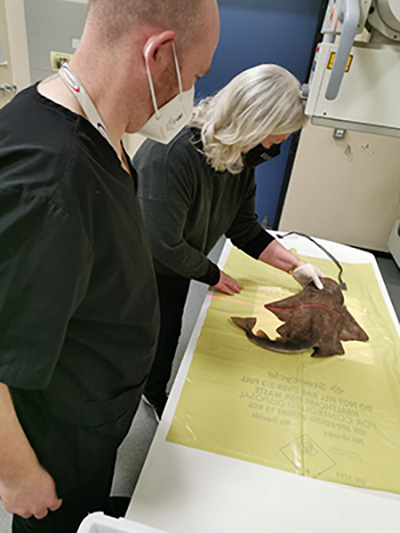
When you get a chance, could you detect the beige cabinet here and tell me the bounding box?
[279,121,400,252]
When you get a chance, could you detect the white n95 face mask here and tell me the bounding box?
[137,43,195,144]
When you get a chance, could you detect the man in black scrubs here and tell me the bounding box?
[0,1,219,531]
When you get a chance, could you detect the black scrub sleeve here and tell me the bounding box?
[0,188,93,390]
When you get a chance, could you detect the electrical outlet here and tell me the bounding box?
[50,51,73,72]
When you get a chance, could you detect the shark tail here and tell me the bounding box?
[231,316,311,354]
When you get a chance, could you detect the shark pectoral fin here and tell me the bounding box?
[231,316,257,333]
[341,319,369,342]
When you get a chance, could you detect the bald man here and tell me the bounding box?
[0,1,219,531]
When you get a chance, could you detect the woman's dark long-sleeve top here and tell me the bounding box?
[133,126,273,285]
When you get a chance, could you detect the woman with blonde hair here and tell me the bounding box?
[134,64,324,421]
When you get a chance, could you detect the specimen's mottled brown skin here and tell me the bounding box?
[231,278,369,357]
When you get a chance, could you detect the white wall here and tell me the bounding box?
[0,0,30,108]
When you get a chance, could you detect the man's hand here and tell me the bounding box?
[214,271,243,296]
[0,461,62,519]
[0,383,62,521]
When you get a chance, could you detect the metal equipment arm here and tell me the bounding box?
[325,0,360,100]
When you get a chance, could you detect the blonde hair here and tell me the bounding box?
[191,64,307,174]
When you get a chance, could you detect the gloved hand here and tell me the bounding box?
[292,263,324,290]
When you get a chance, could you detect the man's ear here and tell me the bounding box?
[143,31,176,75]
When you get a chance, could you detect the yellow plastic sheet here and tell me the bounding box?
[167,246,400,494]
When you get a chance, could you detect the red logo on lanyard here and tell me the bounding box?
[62,66,80,93]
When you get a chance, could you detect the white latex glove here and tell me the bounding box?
[292,263,324,290]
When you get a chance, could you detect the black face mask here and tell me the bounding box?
[242,143,281,168]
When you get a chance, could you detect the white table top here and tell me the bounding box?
[126,233,400,533]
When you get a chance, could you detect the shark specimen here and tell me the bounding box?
[231,278,369,357]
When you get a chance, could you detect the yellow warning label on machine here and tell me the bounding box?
[327,52,353,71]
[50,51,73,72]
[168,246,400,494]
